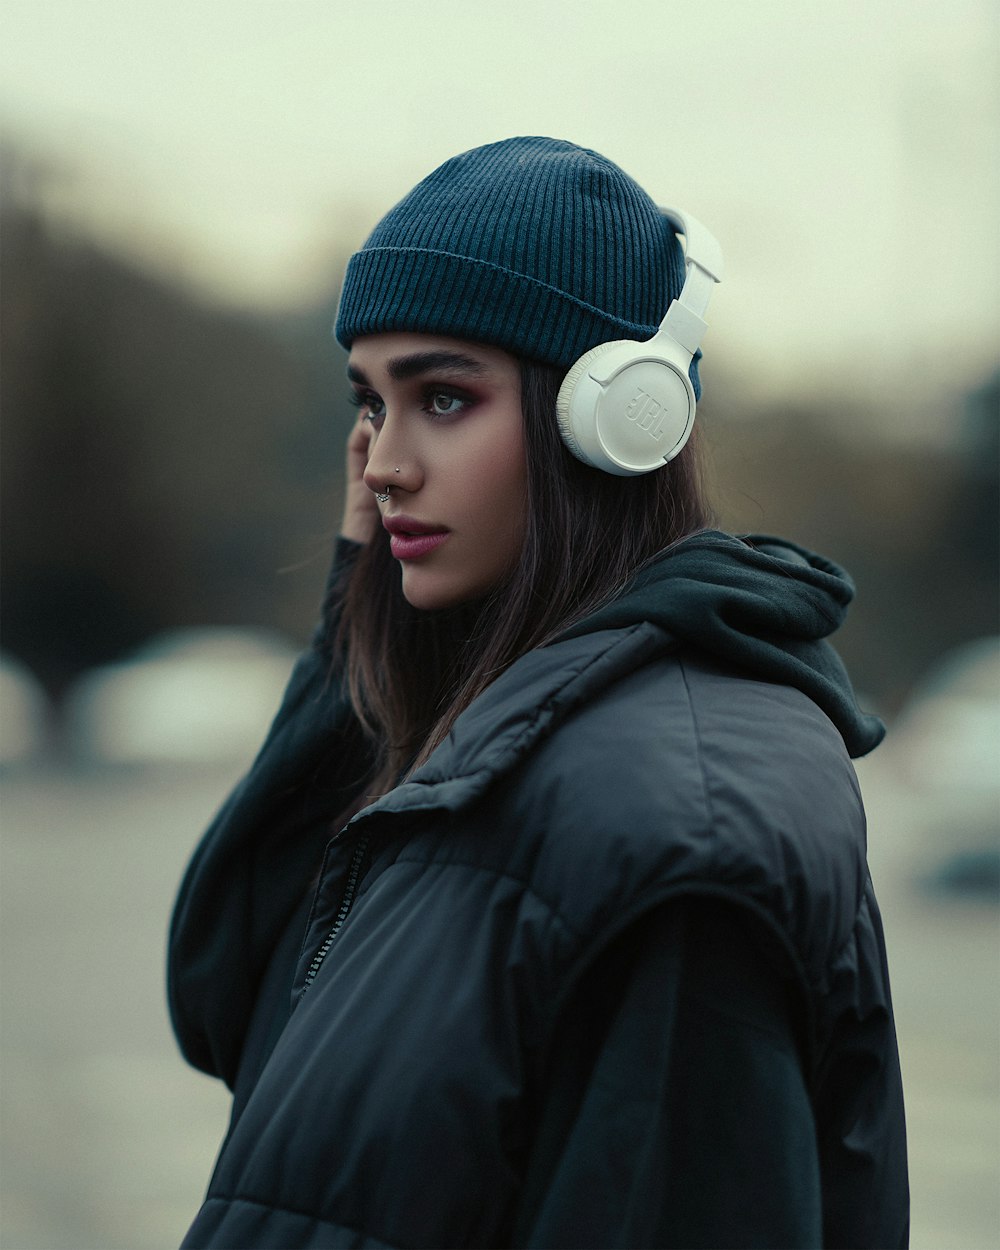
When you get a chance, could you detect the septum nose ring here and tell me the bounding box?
[374,467,401,504]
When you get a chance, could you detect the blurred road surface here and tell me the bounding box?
[1,753,997,1249]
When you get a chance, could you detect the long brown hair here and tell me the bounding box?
[336,357,714,796]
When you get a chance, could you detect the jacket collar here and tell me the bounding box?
[346,621,672,829]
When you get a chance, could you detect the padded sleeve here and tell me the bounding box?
[515,897,822,1249]
[167,535,370,1085]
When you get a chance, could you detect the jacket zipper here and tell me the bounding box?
[301,834,370,996]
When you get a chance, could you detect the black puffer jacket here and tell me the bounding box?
[169,532,908,1249]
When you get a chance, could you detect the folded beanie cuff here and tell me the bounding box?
[335,245,669,370]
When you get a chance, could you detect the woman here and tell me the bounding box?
[169,137,908,1248]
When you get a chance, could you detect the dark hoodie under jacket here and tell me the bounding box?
[169,530,909,1250]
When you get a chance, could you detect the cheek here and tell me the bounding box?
[436,409,526,507]
[473,431,528,534]
[487,440,526,496]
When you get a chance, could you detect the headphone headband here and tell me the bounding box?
[656,208,724,356]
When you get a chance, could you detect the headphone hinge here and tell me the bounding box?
[659,303,707,357]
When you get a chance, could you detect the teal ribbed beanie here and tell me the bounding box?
[335,136,700,397]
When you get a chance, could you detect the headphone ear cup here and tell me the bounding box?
[556,339,695,475]
[556,341,628,467]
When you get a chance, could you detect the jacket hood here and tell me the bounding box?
[558,530,884,758]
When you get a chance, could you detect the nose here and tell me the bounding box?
[362,415,422,499]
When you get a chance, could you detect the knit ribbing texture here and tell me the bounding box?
[335,136,700,395]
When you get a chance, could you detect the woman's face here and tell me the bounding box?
[349,332,528,611]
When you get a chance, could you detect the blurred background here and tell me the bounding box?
[1,1,997,1247]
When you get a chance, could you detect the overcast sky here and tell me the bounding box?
[2,0,997,415]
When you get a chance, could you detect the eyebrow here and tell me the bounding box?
[346,351,490,385]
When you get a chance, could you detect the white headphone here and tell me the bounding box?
[555,209,723,476]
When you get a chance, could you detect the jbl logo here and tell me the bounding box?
[624,387,669,439]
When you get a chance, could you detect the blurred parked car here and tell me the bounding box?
[0,652,51,765]
[64,628,301,767]
[885,636,1000,898]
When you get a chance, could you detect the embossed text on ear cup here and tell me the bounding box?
[556,340,695,476]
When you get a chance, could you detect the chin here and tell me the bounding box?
[400,575,464,613]
[400,570,490,613]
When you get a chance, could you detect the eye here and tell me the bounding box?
[424,389,472,419]
[348,389,385,425]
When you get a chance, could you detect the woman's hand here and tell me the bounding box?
[340,416,378,544]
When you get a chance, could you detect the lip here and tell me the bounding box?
[383,515,450,561]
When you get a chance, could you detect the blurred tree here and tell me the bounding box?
[703,384,998,712]
[1,151,351,703]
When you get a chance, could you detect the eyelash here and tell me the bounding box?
[348,385,474,425]
[347,390,380,420]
